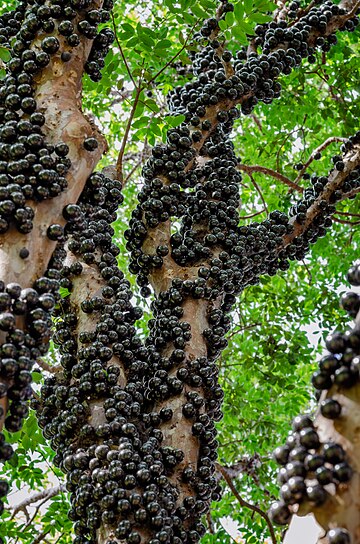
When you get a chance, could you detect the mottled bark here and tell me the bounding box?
[292,311,360,543]
[0,1,106,430]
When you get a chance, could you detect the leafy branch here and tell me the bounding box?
[116,80,143,181]
[216,463,278,544]
[9,485,66,521]
[111,12,136,88]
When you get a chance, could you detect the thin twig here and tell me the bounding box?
[301,261,313,284]
[238,164,303,192]
[227,322,261,340]
[31,529,51,544]
[247,173,269,216]
[216,463,277,544]
[206,511,215,535]
[295,0,317,20]
[36,359,62,374]
[333,217,360,225]
[334,210,360,218]
[116,82,143,182]
[10,486,66,520]
[295,136,347,182]
[341,185,360,201]
[111,13,136,88]
[124,157,144,186]
[123,136,150,186]
[147,21,199,86]
[346,0,360,17]
[239,209,266,220]
[250,114,263,133]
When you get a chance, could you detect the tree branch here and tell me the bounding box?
[333,217,360,226]
[10,485,66,520]
[123,3,360,540]
[0,1,107,432]
[238,164,303,193]
[116,80,143,182]
[281,143,360,251]
[216,463,278,544]
[147,21,200,86]
[111,12,136,88]
[239,209,267,220]
[295,137,348,182]
[247,174,270,216]
[334,210,360,218]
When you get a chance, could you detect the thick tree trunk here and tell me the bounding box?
[0,1,106,430]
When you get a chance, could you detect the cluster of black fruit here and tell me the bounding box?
[85,24,115,82]
[126,0,360,314]
[0,271,64,517]
[0,0,114,236]
[33,168,223,544]
[119,1,360,543]
[0,0,359,542]
[128,0,360,294]
[311,263,360,399]
[254,1,358,58]
[270,262,360,544]
[0,0,115,523]
[169,0,358,118]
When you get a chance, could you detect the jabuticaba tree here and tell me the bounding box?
[0,1,360,544]
[271,263,360,544]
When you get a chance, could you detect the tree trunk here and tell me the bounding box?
[0,0,106,431]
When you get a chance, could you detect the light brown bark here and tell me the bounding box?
[0,2,106,430]
[289,317,360,542]
[290,385,360,544]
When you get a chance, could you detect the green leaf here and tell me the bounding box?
[155,39,173,50]
[31,371,43,384]
[249,12,273,22]
[225,11,235,25]
[121,23,134,34]
[165,114,185,127]
[59,287,70,298]
[232,25,248,44]
[244,0,253,13]
[238,20,255,33]
[0,46,10,62]
[234,2,245,20]
[191,4,208,18]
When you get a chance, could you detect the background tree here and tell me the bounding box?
[0,0,359,543]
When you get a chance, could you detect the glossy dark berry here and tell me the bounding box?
[268,501,292,526]
[84,137,98,151]
[320,398,342,419]
[327,528,351,544]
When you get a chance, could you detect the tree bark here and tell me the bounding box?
[292,313,360,543]
[0,1,106,430]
